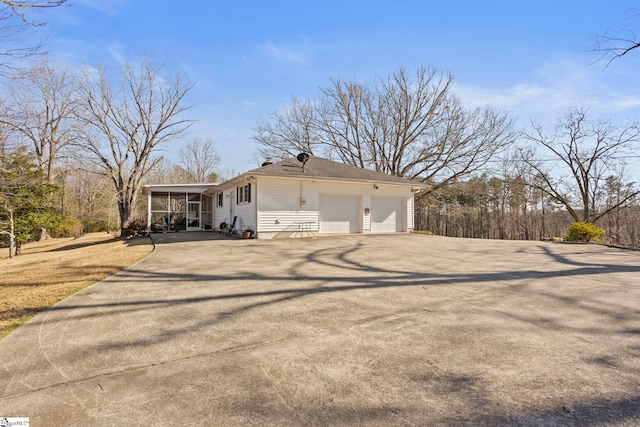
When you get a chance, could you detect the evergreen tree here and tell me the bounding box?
[0,149,67,256]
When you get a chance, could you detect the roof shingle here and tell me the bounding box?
[246,156,424,186]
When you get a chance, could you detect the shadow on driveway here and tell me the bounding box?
[1,234,639,426]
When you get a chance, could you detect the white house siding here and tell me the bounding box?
[211,187,257,232]
[233,187,256,232]
[407,195,414,231]
[212,192,227,230]
[255,177,415,238]
[256,177,318,238]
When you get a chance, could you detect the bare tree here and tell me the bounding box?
[521,105,640,223]
[0,0,66,72]
[178,137,221,182]
[0,120,13,155]
[78,58,195,236]
[253,97,317,162]
[594,11,640,65]
[60,162,115,232]
[1,60,81,183]
[144,156,187,184]
[0,1,65,13]
[253,66,515,192]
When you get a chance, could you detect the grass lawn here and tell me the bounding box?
[0,233,154,339]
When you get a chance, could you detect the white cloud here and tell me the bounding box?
[256,39,311,63]
[454,55,640,126]
[455,83,559,109]
[597,94,640,110]
[107,43,127,65]
[242,101,257,111]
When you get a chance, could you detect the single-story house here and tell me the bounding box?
[143,155,426,239]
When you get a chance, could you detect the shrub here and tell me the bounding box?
[125,219,148,235]
[564,222,604,242]
[81,219,109,233]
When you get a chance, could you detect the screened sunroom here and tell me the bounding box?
[142,184,218,232]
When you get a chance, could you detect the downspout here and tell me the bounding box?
[254,179,259,238]
[147,191,152,232]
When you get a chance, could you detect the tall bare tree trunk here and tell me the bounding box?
[78,58,194,237]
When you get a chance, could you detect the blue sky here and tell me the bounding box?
[38,0,640,175]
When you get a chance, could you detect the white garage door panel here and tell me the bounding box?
[371,197,403,232]
[319,195,359,234]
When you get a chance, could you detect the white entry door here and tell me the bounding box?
[187,201,201,230]
[319,195,360,234]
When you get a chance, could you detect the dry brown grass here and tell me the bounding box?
[0,233,154,339]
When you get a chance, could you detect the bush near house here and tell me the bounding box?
[125,219,148,236]
[564,222,605,242]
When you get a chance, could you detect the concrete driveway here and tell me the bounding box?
[1,233,639,426]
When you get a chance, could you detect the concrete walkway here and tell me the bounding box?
[1,233,639,426]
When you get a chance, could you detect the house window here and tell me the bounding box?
[236,183,251,204]
[216,192,223,208]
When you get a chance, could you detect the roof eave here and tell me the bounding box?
[142,183,219,195]
[203,174,252,194]
[248,172,428,188]
[204,165,430,194]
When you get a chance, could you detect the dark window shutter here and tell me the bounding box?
[248,183,252,203]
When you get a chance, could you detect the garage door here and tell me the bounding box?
[371,197,404,233]
[319,195,360,234]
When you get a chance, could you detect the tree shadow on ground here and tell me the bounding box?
[7,237,640,425]
[31,240,640,348]
[47,235,152,252]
